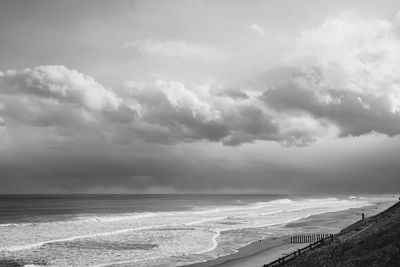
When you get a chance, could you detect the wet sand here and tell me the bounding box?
[185,236,304,267]
[184,199,396,267]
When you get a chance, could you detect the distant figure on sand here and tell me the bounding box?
[361,213,365,220]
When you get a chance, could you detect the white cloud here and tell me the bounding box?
[125,80,220,121]
[0,65,315,147]
[0,65,121,111]
[123,80,229,143]
[124,39,223,61]
[262,10,400,138]
[250,23,265,37]
[0,66,136,141]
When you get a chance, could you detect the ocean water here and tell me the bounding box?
[0,194,394,266]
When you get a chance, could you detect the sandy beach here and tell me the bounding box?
[185,199,396,267]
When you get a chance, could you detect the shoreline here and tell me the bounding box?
[184,236,305,267]
[184,199,396,267]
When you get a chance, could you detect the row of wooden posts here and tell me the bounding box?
[263,234,334,267]
[290,233,332,243]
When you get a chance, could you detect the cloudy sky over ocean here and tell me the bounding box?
[1,0,400,194]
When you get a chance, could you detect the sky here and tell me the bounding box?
[1,0,400,194]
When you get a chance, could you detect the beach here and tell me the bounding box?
[186,198,396,267]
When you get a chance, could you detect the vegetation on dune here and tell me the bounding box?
[285,202,400,267]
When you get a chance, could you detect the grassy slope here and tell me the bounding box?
[285,202,400,267]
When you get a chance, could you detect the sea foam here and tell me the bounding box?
[0,197,381,266]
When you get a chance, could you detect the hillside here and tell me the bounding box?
[284,201,400,266]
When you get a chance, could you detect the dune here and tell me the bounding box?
[284,201,400,266]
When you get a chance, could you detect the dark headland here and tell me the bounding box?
[282,201,400,267]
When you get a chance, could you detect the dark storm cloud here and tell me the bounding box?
[1,134,400,194]
[0,139,313,194]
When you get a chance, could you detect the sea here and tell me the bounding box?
[0,194,395,267]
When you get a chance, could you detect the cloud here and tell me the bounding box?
[0,65,121,111]
[2,11,400,194]
[123,80,320,146]
[0,65,318,147]
[0,66,136,139]
[260,11,400,139]
[2,10,400,149]
[123,80,229,143]
[214,87,250,100]
[124,39,223,61]
[250,23,265,37]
